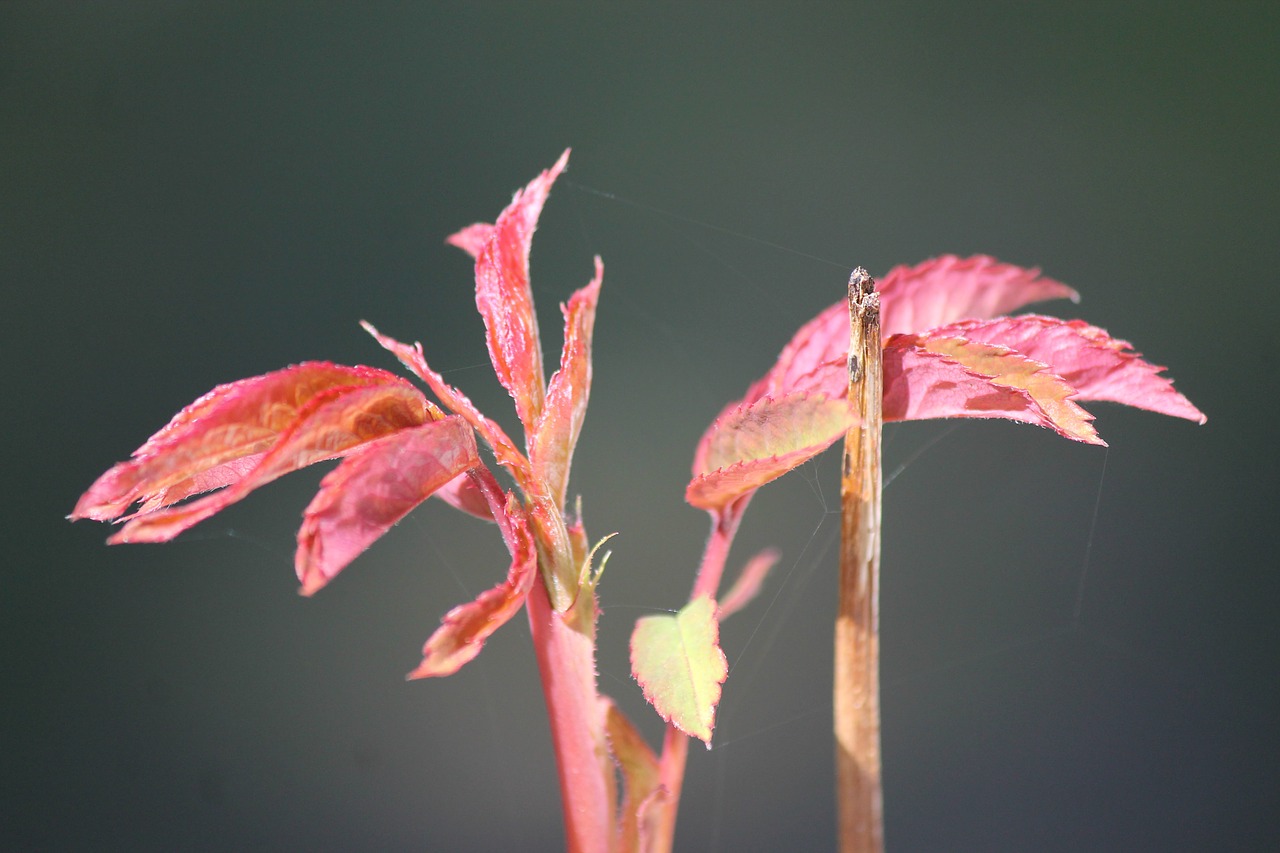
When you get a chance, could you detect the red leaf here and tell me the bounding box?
[530,256,602,505]
[72,363,429,523]
[473,149,571,434]
[700,256,1202,453]
[878,254,1079,338]
[749,301,847,404]
[106,382,434,543]
[361,321,534,491]
[295,416,481,596]
[925,315,1207,424]
[434,470,499,521]
[688,393,857,511]
[884,334,1103,443]
[408,500,538,679]
[745,256,1078,406]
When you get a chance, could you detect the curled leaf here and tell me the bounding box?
[433,469,499,521]
[921,334,1099,443]
[295,416,481,596]
[473,149,571,434]
[926,315,1207,424]
[630,595,728,744]
[688,393,857,511]
[72,363,423,522]
[106,382,434,543]
[530,256,602,505]
[361,321,534,490]
[883,334,1102,444]
[408,502,538,679]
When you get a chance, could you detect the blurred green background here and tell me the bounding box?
[4,3,1275,850]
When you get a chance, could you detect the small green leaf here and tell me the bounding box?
[630,595,727,744]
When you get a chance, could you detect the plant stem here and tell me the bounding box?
[835,269,884,853]
[648,723,689,853]
[650,500,746,852]
[526,580,615,853]
[690,501,746,601]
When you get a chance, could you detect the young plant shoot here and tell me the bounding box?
[73,153,1204,853]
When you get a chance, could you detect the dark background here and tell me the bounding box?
[5,3,1276,851]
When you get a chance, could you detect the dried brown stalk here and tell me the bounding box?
[836,268,884,853]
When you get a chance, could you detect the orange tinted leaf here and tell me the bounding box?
[408,503,538,678]
[474,149,571,434]
[107,383,433,543]
[295,417,481,596]
[630,595,727,744]
[688,393,857,511]
[928,315,1206,424]
[603,699,664,853]
[530,256,602,505]
[882,338,1038,424]
[72,363,419,522]
[922,334,1099,443]
[883,333,1102,444]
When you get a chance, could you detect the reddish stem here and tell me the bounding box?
[646,499,749,852]
[526,580,615,853]
[646,723,689,853]
[690,499,747,601]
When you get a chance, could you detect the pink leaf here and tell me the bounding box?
[688,393,857,511]
[107,382,434,543]
[72,363,430,523]
[445,222,494,258]
[434,469,499,521]
[925,315,1207,424]
[530,256,602,505]
[744,255,1078,406]
[630,594,727,744]
[408,501,538,679]
[473,149,571,434]
[703,257,1203,450]
[883,333,1103,444]
[295,416,481,596]
[878,254,1079,338]
[361,321,534,491]
[717,548,781,620]
[750,302,848,403]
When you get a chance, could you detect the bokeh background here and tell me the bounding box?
[5,4,1276,850]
